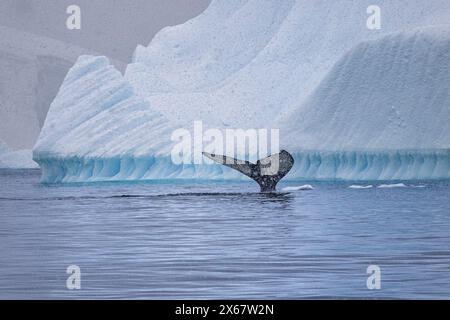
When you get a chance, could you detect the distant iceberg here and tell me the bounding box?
[0,140,37,169]
[33,0,450,183]
[0,25,124,151]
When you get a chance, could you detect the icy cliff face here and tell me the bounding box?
[282,27,450,151]
[33,1,450,182]
[285,149,449,180]
[33,55,173,158]
[278,27,450,180]
[33,55,179,182]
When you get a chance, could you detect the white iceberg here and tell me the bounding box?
[126,0,450,129]
[282,27,450,180]
[0,140,38,169]
[33,0,450,183]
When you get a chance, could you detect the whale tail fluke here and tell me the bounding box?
[202,150,294,192]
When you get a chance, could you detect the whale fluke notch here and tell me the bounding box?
[202,150,294,192]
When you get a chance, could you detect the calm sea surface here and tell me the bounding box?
[0,169,449,299]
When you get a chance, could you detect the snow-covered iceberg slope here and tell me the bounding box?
[34,56,172,158]
[33,1,450,182]
[0,140,38,169]
[283,27,450,151]
[281,27,450,180]
[126,0,450,128]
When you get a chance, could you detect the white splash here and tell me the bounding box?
[377,183,407,188]
[282,185,314,191]
[349,185,373,189]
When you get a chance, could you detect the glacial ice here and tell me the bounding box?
[126,0,450,128]
[33,0,450,183]
[282,27,450,151]
[0,140,38,169]
[32,55,247,182]
[0,140,8,154]
[287,149,449,181]
[280,27,450,181]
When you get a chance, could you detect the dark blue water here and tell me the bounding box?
[0,169,449,299]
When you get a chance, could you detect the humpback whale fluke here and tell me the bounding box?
[202,150,294,192]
